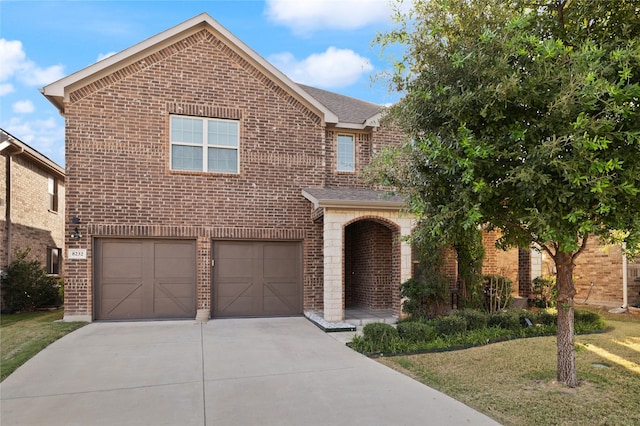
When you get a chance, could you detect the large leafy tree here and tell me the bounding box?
[375,0,640,387]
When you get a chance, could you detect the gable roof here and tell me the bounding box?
[0,128,65,178]
[298,84,384,130]
[40,13,338,125]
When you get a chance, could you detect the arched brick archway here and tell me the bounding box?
[344,218,400,312]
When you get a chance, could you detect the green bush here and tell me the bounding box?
[530,275,557,308]
[574,309,605,331]
[453,309,488,331]
[1,250,61,313]
[434,315,467,336]
[535,309,558,326]
[362,322,399,343]
[488,310,521,330]
[400,276,449,319]
[397,321,436,343]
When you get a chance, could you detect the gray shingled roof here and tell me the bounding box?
[297,84,383,125]
[302,187,405,210]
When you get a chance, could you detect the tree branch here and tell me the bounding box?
[572,233,590,261]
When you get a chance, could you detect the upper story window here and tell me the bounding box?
[48,176,58,212]
[337,134,355,172]
[170,115,239,173]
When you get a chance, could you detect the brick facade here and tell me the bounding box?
[46,17,407,321]
[0,138,65,274]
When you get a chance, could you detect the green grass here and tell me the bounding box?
[1,310,86,381]
[377,307,640,426]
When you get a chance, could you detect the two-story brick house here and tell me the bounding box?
[41,13,413,322]
[0,129,65,288]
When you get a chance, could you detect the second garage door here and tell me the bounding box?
[213,241,302,317]
[94,239,197,320]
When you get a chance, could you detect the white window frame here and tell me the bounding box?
[170,115,240,174]
[337,134,355,172]
[48,176,58,212]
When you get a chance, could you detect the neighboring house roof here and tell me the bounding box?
[40,13,339,125]
[302,187,405,210]
[298,84,384,130]
[0,129,65,178]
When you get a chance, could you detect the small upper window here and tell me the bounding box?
[337,134,355,172]
[170,115,239,173]
[48,176,58,212]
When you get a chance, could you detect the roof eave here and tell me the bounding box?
[0,132,65,177]
[301,189,404,211]
[40,13,338,123]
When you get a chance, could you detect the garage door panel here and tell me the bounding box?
[95,239,196,320]
[213,241,301,317]
[102,242,143,258]
[154,258,196,277]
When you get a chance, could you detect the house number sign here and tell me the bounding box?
[68,248,87,259]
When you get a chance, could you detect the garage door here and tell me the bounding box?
[94,239,197,320]
[213,241,302,317]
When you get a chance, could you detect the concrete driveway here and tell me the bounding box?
[1,317,500,426]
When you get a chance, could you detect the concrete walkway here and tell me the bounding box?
[1,317,500,426]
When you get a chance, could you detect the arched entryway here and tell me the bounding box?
[344,218,400,312]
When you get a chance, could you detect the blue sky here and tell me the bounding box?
[0,0,405,166]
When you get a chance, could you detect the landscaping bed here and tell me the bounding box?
[349,308,606,356]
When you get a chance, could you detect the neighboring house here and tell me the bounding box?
[41,13,412,322]
[0,129,65,289]
[484,232,640,309]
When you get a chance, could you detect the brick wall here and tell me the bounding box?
[345,220,393,309]
[1,153,65,271]
[62,28,401,318]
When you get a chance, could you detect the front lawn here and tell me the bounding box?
[376,307,640,426]
[1,310,86,381]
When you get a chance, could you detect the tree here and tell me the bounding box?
[374,0,640,387]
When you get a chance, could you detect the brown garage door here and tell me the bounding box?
[213,241,302,317]
[94,239,197,320]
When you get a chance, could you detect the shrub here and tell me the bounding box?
[530,275,557,308]
[434,315,467,336]
[1,249,60,312]
[574,309,605,331]
[488,310,521,330]
[362,322,399,343]
[400,276,449,319]
[452,309,488,331]
[535,309,558,326]
[397,321,436,343]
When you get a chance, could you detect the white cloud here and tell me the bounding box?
[4,116,65,165]
[12,100,35,114]
[0,38,65,88]
[265,0,392,34]
[0,83,14,96]
[270,47,373,88]
[96,52,117,62]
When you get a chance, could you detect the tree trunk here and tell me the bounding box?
[555,251,578,388]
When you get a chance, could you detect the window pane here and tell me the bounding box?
[171,117,202,144]
[208,120,238,147]
[208,147,238,173]
[172,145,203,171]
[337,135,354,172]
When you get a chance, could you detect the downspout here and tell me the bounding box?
[622,244,628,309]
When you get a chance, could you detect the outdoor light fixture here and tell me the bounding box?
[70,216,82,240]
[71,227,82,240]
